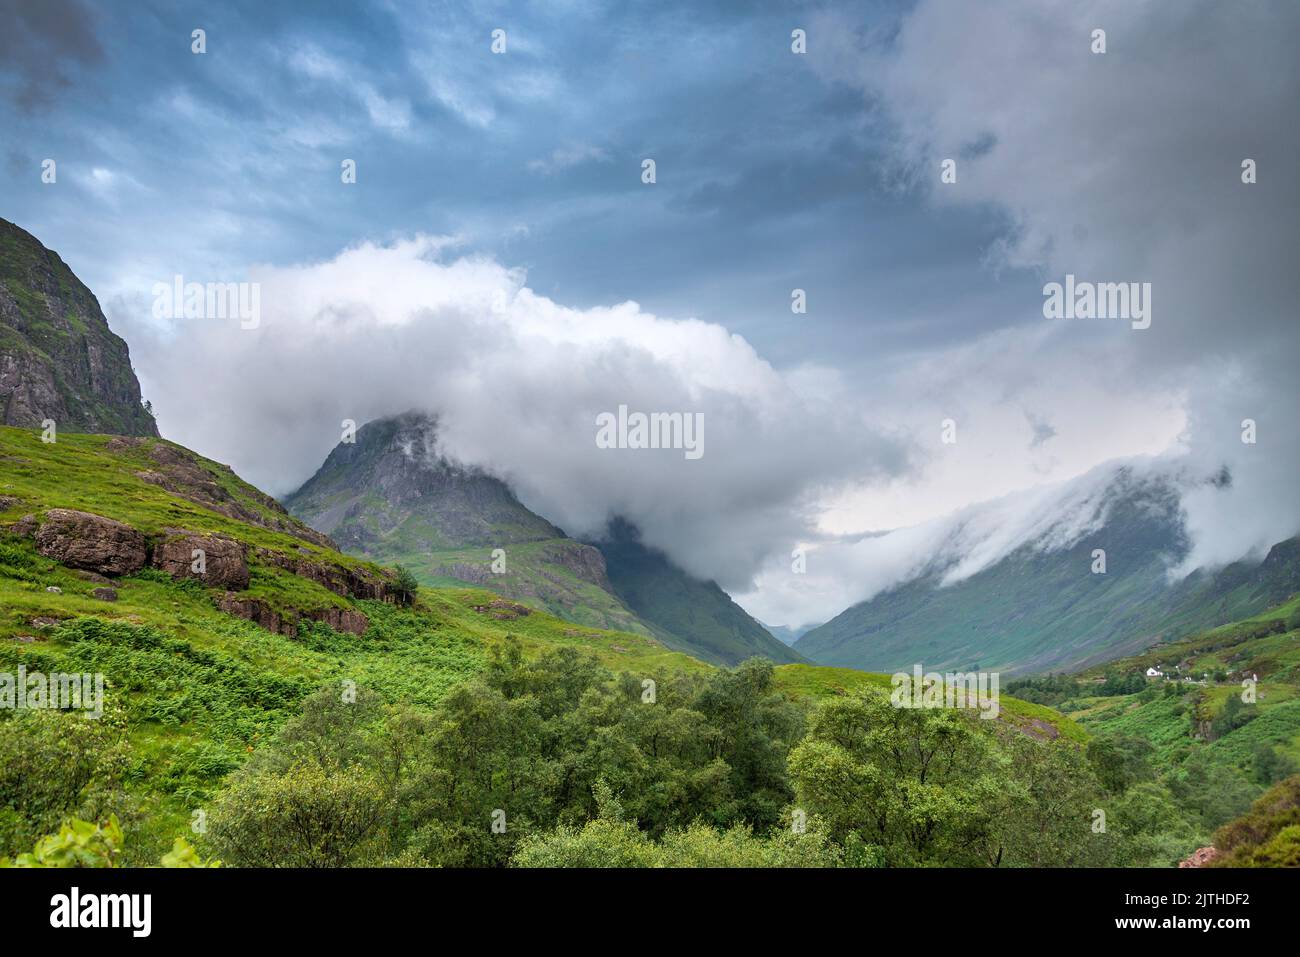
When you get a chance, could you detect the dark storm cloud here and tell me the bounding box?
[0,0,104,110]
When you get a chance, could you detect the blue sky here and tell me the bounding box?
[0,0,1039,368]
[3,0,1296,627]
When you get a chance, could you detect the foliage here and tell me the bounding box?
[1211,775,1300,867]
[391,564,420,607]
[207,760,387,867]
[1,815,123,868]
[0,816,218,868]
[788,690,1111,866]
[0,706,133,858]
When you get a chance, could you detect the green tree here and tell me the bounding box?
[207,761,387,867]
[391,564,420,607]
[1087,734,1156,794]
[788,691,997,865]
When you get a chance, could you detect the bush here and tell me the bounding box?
[1211,774,1300,867]
[206,761,387,867]
[0,707,133,857]
[391,565,419,607]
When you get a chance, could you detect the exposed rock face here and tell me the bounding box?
[0,218,158,436]
[217,594,286,634]
[153,531,250,589]
[311,607,369,636]
[33,509,147,576]
[7,513,39,537]
[253,547,393,601]
[1179,846,1219,868]
[91,587,118,601]
[215,593,369,637]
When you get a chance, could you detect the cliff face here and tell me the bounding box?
[0,218,158,436]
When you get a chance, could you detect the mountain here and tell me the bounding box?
[589,519,806,666]
[762,622,821,646]
[797,469,1300,675]
[285,414,799,666]
[0,218,157,436]
[283,412,650,636]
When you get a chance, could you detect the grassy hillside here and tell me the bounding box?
[1006,597,1300,862]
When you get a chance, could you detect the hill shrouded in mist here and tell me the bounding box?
[797,468,1300,674]
[285,413,799,665]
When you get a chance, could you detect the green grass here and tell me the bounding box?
[388,539,655,636]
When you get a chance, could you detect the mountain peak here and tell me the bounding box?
[0,218,158,437]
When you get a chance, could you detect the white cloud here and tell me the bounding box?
[127,236,911,592]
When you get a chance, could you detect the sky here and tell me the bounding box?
[2,0,1297,628]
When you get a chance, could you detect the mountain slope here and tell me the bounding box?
[797,470,1300,675]
[0,423,711,862]
[286,414,800,666]
[284,413,653,636]
[590,519,806,666]
[0,218,157,436]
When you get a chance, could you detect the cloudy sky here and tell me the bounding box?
[2,0,1296,628]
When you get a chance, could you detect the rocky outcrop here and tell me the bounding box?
[153,530,250,589]
[471,598,533,620]
[217,594,287,634]
[310,607,369,636]
[1179,846,1219,868]
[0,218,158,436]
[539,540,615,591]
[6,513,39,537]
[254,546,393,602]
[216,593,369,637]
[33,509,147,576]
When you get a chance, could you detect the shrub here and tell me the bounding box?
[391,565,419,607]
[207,760,387,867]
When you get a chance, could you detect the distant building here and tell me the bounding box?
[1145,667,1163,678]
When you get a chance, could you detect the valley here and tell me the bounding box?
[0,216,1296,871]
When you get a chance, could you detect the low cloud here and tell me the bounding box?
[737,0,1300,625]
[126,236,913,591]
